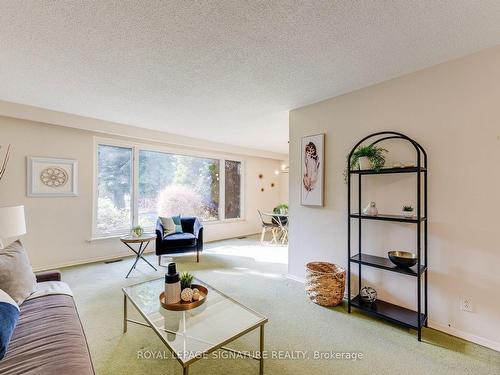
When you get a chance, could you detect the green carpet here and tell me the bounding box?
[61,236,500,374]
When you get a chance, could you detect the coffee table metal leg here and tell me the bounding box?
[123,295,128,333]
[260,324,264,375]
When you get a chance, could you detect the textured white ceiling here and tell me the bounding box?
[1,1,500,153]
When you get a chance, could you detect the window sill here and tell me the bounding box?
[202,218,245,225]
[89,218,246,240]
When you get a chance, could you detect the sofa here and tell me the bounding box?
[156,216,203,263]
[0,271,95,375]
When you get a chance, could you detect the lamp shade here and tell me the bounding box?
[0,205,26,249]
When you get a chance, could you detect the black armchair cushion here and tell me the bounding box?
[161,233,196,248]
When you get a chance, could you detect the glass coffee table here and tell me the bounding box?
[122,277,268,374]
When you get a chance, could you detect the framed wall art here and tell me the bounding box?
[27,157,78,197]
[301,133,324,206]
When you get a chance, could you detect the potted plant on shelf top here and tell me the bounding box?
[402,205,414,218]
[350,144,388,171]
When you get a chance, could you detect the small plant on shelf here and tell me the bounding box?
[350,144,388,171]
[402,205,414,218]
[180,272,194,290]
[344,144,388,183]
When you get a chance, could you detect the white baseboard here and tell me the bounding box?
[286,275,499,352]
[428,320,500,352]
[32,248,157,272]
[34,232,262,272]
[286,274,305,283]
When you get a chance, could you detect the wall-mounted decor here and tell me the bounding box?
[260,188,264,192]
[27,157,78,197]
[301,133,324,206]
[271,183,275,188]
[258,174,263,179]
[0,144,11,182]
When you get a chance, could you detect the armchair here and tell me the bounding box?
[155,216,204,264]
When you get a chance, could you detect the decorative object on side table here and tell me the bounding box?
[301,133,324,206]
[131,225,144,237]
[0,144,11,182]
[305,262,346,307]
[362,202,378,216]
[360,286,377,303]
[402,205,414,218]
[388,251,418,268]
[27,157,78,197]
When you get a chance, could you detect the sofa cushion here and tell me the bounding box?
[0,240,37,305]
[0,294,94,375]
[0,289,19,360]
[162,232,196,248]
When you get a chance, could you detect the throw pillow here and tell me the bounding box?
[0,240,37,305]
[171,215,183,233]
[159,216,183,236]
[0,288,20,360]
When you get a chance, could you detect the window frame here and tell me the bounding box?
[92,137,245,238]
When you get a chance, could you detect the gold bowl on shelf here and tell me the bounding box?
[160,284,208,311]
[388,251,417,268]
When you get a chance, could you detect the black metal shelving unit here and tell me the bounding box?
[347,131,428,341]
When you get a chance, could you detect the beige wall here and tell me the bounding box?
[289,46,500,350]
[0,117,287,270]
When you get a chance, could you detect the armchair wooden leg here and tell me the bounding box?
[196,250,200,263]
[158,256,161,267]
[260,228,266,243]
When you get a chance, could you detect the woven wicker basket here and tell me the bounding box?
[305,262,346,307]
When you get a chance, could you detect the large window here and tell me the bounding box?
[138,150,220,227]
[96,145,133,235]
[94,140,243,236]
[225,160,241,219]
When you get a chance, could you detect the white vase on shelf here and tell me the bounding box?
[362,202,378,216]
[402,210,414,218]
[358,157,371,170]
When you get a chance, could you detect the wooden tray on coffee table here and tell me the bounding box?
[159,284,208,311]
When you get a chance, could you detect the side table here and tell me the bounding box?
[120,234,157,278]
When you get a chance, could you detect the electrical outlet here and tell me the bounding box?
[460,297,473,312]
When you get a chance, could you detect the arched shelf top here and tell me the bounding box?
[348,131,427,171]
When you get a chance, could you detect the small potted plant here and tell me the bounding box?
[131,225,144,237]
[402,205,414,218]
[180,272,194,290]
[273,203,288,215]
[351,145,388,171]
